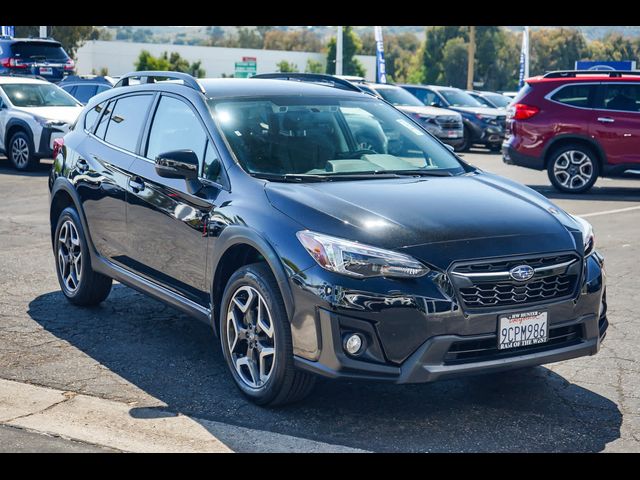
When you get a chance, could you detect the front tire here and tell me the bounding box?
[455,126,471,152]
[54,207,112,305]
[220,263,316,406]
[547,144,599,194]
[9,131,37,171]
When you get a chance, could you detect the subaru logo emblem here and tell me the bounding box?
[509,265,534,281]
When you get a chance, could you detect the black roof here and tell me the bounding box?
[198,78,371,99]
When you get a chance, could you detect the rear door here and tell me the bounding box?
[125,93,218,305]
[75,93,155,265]
[591,82,640,166]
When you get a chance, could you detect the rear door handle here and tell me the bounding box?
[597,117,615,123]
[128,177,145,192]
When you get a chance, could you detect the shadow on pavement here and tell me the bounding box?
[28,286,622,452]
[0,157,52,177]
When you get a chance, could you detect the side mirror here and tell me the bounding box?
[444,143,455,153]
[430,101,440,108]
[155,150,199,180]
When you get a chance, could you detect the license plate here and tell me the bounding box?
[39,67,53,75]
[498,311,548,350]
[447,130,461,138]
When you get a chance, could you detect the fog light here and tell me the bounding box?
[344,333,363,355]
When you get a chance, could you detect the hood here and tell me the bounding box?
[449,105,505,117]
[265,172,581,269]
[396,105,461,119]
[15,106,82,125]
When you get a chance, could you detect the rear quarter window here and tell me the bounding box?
[550,84,598,108]
[84,102,106,132]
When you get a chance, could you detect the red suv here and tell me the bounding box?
[502,70,640,193]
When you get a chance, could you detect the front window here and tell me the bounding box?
[372,87,425,107]
[439,89,483,107]
[1,83,78,107]
[208,95,467,179]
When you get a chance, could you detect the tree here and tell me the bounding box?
[529,28,589,75]
[14,26,101,59]
[420,26,467,85]
[442,38,469,88]
[305,59,324,73]
[263,30,322,52]
[325,26,366,77]
[276,60,299,73]
[135,50,206,78]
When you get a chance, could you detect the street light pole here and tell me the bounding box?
[39,26,47,38]
[336,26,343,76]
[467,26,475,90]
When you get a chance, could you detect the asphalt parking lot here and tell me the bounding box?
[0,149,639,452]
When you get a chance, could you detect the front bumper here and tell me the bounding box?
[37,126,68,157]
[465,119,505,146]
[291,252,607,384]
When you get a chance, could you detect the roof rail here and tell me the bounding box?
[114,71,205,94]
[543,70,640,79]
[251,73,365,93]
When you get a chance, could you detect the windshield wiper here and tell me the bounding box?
[250,173,330,183]
[384,169,454,177]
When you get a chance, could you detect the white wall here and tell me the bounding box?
[76,40,376,81]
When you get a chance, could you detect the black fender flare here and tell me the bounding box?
[4,118,35,152]
[208,225,296,333]
[541,133,607,169]
[49,177,96,254]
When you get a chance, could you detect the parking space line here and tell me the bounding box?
[579,205,640,218]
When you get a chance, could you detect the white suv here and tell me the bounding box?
[0,76,83,170]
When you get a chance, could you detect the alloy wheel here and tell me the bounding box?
[11,137,30,169]
[226,285,276,389]
[553,150,594,191]
[57,220,82,294]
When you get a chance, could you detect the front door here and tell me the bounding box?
[125,94,221,305]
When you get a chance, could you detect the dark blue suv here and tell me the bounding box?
[0,37,74,83]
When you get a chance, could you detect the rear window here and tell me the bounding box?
[11,42,69,61]
[550,84,597,108]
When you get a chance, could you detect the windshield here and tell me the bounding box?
[440,89,483,107]
[484,93,511,108]
[208,95,466,179]
[373,86,425,107]
[2,83,78,107]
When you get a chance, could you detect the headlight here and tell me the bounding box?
[411,113,436,124]
[571,215,595,256]
[297,231,429,279]
[34,116,67,129]
[475,114,496,121]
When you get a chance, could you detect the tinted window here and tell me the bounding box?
[203,140,222,181]
[96,85,111,94]
[439,89,483,107]
[95,100,114,139]
[471,94,493,107]
[602,84,640,112]
[84,102,106,131]
[146,96,207,162]
[103,95,153,152]
[409,88,438,106]
[1,83,77,107]
[11,42,68,61]
[73,85,98,104]
[551,84,597,108]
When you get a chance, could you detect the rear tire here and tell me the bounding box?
[54,207,112,306]
[9,131,38,171]
[547,144,599,194]
[220,262,316,406]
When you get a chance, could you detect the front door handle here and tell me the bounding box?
[129,177,145,192]
[597,117,615,123]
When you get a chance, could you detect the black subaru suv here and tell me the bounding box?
[49,72,608,406]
